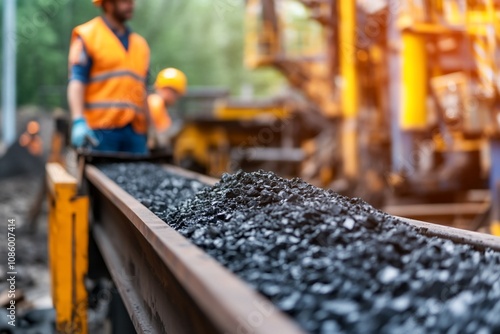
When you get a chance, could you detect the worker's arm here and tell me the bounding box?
[143,70,159,149]
[68,80,85,120]
[164,120,183,141]
[68,37,98,148]
[145,92,160,149]
[68,80,98,148]
[143,87,152,126]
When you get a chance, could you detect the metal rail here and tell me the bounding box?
[85,164,305,334]
[385,203,489,219]
[400,217,500,252]
[85,164,500,334]
[385,202,491,230]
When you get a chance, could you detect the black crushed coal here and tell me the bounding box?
[100,163,500,334]
[0,308,55,333]
[99,163,207,215]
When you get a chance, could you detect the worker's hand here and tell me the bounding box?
[71,118,99,148]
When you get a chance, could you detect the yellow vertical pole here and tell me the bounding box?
[400,32,428,130]
[484,0,500,236]
[47,163,88,334]
[339,0,359,179]
[492,222,500,236]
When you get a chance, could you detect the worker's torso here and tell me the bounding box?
[72,17,150,132]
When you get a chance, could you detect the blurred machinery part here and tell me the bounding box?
[239,0,500,233]
[171,88,320,179]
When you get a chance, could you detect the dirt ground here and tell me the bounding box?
[0,174,52,312]
[0,111,70,333]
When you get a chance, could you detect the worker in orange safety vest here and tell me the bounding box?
[146,68,188,148]
[68,0,152,154]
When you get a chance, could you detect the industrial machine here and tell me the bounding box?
[171,88,317,179]
[240,0,500,234]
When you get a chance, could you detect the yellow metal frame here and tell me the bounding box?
[401,32,428,130]
[339,0,358,120]
[47,163,88,334]
[244,0,280,68]
[492,221,500,236]
[214,100,289,121]
[339,0,359,179]
[174,125,230,176]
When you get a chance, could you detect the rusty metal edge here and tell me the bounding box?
[384,203,489,217]
[85,164,305,334]
[399,217,500,252]
[92,224,156,333]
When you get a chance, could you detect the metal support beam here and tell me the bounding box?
[339,0,359,179]
[2,0,17,145]
[489,139,500,236]
[388,0,403,173]
[401,32,428,132]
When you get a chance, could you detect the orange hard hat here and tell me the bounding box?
[93,0,102,6]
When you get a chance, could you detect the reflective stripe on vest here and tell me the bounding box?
[89,70,146,83]
[71,17,150,131]
[85,102,143,113]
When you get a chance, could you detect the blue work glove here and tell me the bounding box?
[71,118,99,148]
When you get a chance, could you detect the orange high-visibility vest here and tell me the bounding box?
[148,94,171,132]
[71,17,150,133]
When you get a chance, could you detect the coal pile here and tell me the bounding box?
[101,163,500,334]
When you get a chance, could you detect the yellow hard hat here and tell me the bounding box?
[155,68,187,95]
[93,0,102,6]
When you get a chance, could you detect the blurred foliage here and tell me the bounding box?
[0,0,284,108]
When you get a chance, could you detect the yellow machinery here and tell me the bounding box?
[242,0,500,234]
[172,92,310,178]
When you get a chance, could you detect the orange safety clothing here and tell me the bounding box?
[70,17,150,133]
